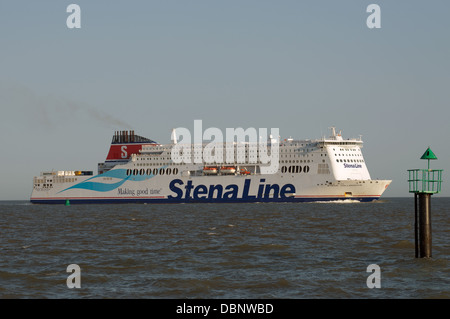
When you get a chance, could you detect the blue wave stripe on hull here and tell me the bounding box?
[57,167,165,194]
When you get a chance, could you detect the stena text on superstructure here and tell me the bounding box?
[30,127,391,204]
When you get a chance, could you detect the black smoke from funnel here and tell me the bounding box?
[1,82,133,130]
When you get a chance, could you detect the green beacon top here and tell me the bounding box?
[408,147,443,194]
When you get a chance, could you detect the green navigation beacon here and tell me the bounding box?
[407,147,443,258]
[408,147,442,194]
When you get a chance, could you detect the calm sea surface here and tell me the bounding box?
[0,198,449,299]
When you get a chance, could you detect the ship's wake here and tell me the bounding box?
[309,199,362,204]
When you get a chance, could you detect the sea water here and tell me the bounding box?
[0,198,449,299]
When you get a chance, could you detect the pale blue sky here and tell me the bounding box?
[1,1,450,199]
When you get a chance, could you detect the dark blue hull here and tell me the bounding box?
[30,196,380,204]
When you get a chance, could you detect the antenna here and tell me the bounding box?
[171,128,177,144]
[329,126,336,137]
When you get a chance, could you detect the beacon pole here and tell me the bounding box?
[407,147,442,258]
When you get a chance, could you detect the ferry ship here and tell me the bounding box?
[30,128,391,204]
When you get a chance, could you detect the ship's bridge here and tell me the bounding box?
[318,127,363,147]
[321,128,370,181]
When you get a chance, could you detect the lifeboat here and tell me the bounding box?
[203,166,218,175]
[220,166,236,175]
[240,168,251,175]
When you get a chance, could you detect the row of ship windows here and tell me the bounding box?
[280,165,310,173]
[135,162,182,166]
[126,168,179,176]
[134,162,268,166]
[140,156,313,161]
[137,158,174,161]
[280,149,317,153]
[336,159,364,163]
[151,143,317,149]
[281,154,314,158]
[143,148,363,156]
[137,152,329,160]
[335,153,361,157]
[280,159,313,163]
[128,166,314,175]
[135,159,316,166]
[34,178,78,184]
[333,148,360,152]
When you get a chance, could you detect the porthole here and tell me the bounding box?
[139,169,145,175]
[281,166,287,173]
[166,168,172,175]
[146,168,152,175]
[173,168,179,175]
[160,168,165,175]
[133,169,138,175]
[153,168,158,175]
